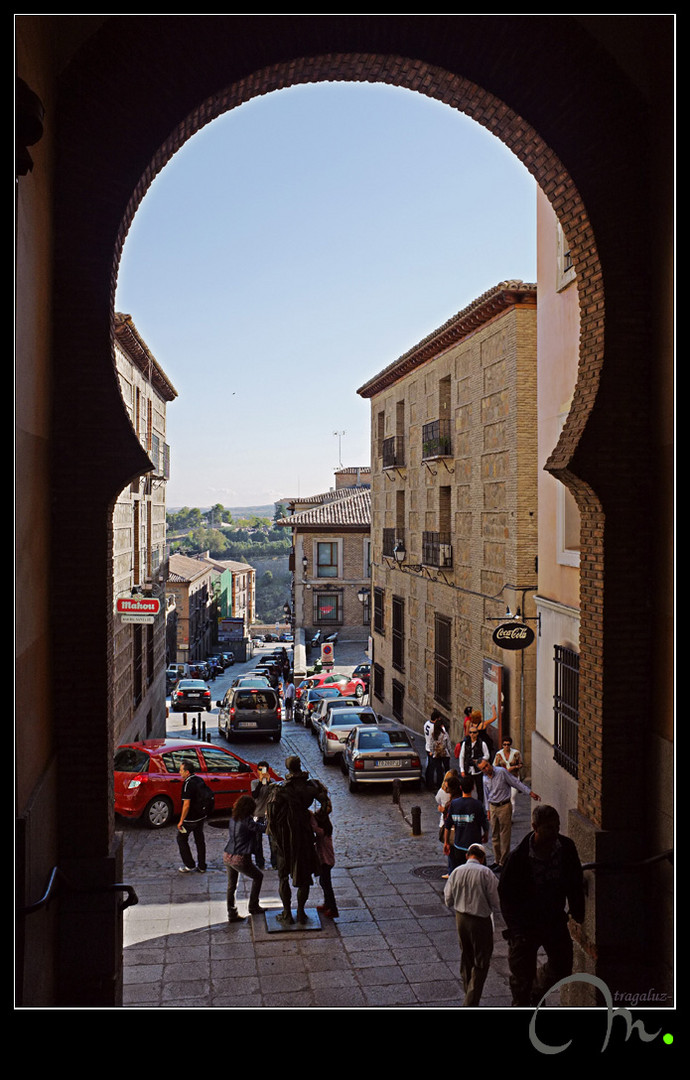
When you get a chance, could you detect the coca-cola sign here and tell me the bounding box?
[492,621,535,650]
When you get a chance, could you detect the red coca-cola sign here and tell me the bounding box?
[492,621,535,650]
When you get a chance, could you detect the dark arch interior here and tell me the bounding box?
[16,14,673,1008]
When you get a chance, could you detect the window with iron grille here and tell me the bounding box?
[434,614,452,708]
[314,591,342,625]
[553,645,579,777]
[373,662,385,702]
[373,586,385,635]
[392,678,405,721]
[392,595,404,672]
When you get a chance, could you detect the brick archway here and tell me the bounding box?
[41,15,665,1003]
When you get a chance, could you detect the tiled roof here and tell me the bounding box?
[276,488,370,528]
[280,484,371,508]
[357,280,537,398]
[168,553,214,582]
[114,312,178,401]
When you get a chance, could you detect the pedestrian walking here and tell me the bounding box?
[443,775,489,871]
[477,758,540,869]
[224,795,264,922]
[283,678,296,721]
[499,804,585,1006]
[429,715,452,791]
[310,795,339,919]
[444,844,501,1006]
[176,759,211,874]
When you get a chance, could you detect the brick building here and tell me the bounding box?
[358,282,538,756]
[112,313,176,745]
[166,553,216,665]
[278,475,371,645]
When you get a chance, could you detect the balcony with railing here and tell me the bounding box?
[422,531,453,568]
[382,528,398,559]
[421,419,452,459]
[382,435,405,469]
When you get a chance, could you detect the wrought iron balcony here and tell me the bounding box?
[382,435,405,468]
[421,419,452,459]
[422,531,453,568]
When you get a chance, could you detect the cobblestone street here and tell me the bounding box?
[121,647,536,1008]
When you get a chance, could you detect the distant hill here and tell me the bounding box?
[168,505,276,518]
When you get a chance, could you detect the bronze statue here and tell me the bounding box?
[266,756,327,924]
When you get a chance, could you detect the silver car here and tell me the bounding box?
[318,707,379,764]
[310,695,362,739]
[342,722,423,792]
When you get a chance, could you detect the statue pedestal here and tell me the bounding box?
[265,908,322,933]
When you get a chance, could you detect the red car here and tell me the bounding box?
[114,738,281,829]
[296,672,366,700]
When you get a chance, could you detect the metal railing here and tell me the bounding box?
[422,419,452,458]
[382,435,405,468]
[422,531,453,567]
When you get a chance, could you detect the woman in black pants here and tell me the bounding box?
[224,795,264,922]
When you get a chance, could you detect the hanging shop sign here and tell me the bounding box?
[116,596,161,617]
[492,621,535,651]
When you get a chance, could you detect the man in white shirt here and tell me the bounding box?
[423,708,440,790]
[444,844,501,1006]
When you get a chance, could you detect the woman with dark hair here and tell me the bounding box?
[429,716,452,791]
[224,795,264,922]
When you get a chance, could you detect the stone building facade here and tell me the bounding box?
[358,282,538,759]
[167,553,216,665]
[278,478,371,646]
[112,313,176,746]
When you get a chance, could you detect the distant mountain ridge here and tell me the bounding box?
[168,504,276,518]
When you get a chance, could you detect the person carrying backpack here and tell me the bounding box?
[176,759,213,873]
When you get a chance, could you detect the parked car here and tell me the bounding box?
[310,695,362,739]
[318,706,379,764]
[114,738,282,828]
[298,671,367,700]
[295,685,342,727]
[342,723,422,792]
[188,661,210,680]
[352,663,371,690]
[231,674,272,689]
[217,685,282,742]
[166,666,182,693]
[221,652,235,667]
[170,679,212,712]
[252,635,265,645]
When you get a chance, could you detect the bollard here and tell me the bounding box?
[183,712,187,727]
[391,778,401,805]
[201,719,206,741]
[411,805,421,836]
[191,716,197,736]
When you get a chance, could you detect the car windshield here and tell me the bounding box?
[358,730,411,749]
[178,680,206,688]
[235,691,276,709]
[114,747,150,772]
[329,712,376,729]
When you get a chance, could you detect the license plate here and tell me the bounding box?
[188,693,200,698]
[375,759,403,768]
[239,721,258,728]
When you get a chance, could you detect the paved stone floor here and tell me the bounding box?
[121,643,543,1010]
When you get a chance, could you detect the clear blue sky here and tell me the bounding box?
[115,81,536,509]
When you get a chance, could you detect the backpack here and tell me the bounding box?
[196,779,215,818]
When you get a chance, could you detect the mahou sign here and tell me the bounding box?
[492,621,535,650]
[116,596,161,616]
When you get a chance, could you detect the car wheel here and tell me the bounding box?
[322,750,330,766]
[348,776,359,793]
[272,730,281,743]
[340,756,348,776]
[143,795,174,829]
[355,684,364,698]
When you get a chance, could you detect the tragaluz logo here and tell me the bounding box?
[528,974,671,1054]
